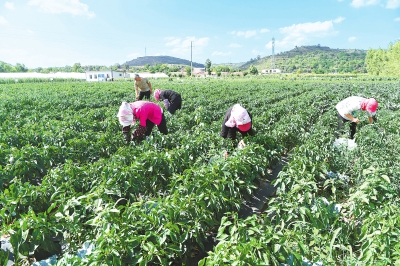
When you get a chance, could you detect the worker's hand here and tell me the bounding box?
[163,99,170,109]
[369,116,376,123]
[238,139,246,148]
[352,118,360,124]
[224,150,228,159]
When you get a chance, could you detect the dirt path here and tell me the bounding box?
[238,156,289,218]
[191,156,289,265]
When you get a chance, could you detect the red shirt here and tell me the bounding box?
[130,101,163,126]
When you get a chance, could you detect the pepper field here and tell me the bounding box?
[1,75,400,265]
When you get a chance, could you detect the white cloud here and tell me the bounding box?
[0,48,28,58]
[237,30,257,38]
[164,36,210,57]
[348,36,357,42]
[351,0,400,8]
[5,2,15,10]
[194,37,210,46]
[127,52,141,59]
[231,30,257,38]
[266,19,339,50]
[334,16,345,23]
[0,23,35,40]
[351,0,380,8]
[395,17,400,21]
[280,21,335,36]
[28,0,95,18]
[252,49,263,55]
[165,37,181,47]
[0,16,8,24]
[229,43,241,48]
[212,51,232,56]
[386,0,400,8]
[26,29,35,35]
[230,28,268,38]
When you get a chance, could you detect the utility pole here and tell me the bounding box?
[271,37,276,70]
[190,41,193,77]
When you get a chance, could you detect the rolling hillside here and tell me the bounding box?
[240,45,367,74]
[125,56,204,68]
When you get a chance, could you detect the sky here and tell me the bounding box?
[0,0,399,68]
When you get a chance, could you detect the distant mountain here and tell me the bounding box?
[125,56,204,68]
[240,45,368,73]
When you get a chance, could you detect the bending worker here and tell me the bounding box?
[335,96,378,139]
[154,89,182,114]
[117,101,168,143]
[220,104,256,157]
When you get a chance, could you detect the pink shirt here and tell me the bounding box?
[129,101,163,126]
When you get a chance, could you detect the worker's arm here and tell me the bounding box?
[147,81,152,94]
[345,113,359,123]
[122,126,131,143]
[131,125,146,140]
[135,83,139,99]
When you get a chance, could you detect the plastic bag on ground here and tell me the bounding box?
[333,138,357,150]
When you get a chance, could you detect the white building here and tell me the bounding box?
[85,71,125,82]
[261,69,282,74]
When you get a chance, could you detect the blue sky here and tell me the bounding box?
[0,0,399,68]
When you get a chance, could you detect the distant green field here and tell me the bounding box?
[1,77,399,265]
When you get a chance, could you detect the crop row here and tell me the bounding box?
[201,81,400,265]
[1,78,399,265]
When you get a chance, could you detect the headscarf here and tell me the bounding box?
[117,102,135,126]
[225,104,252,131]
[154,89,162,101]
[361,98,378,114]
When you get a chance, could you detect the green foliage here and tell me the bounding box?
[241,45,367,74]
[205,59,212,75]
[249,64,258,75]
[184,66,191,76]
[366,41,400,77]
[1,78,399,265]
[212,65,234,73]
[72,63,84,73]
[0,249,9,266]
[0,61,28,73]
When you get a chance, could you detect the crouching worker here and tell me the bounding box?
[154,89,182,114]
[335,96,378,139]
[220,104,256,158]
[117,101,168,143]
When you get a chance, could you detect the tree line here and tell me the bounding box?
[365,41,400,76]
[1,41,399,76]
[0,62,28,72]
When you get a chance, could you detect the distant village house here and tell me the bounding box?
[261,69,282,74]
[85,70,125,82]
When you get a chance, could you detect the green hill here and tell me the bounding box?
[125,56,204,68]
[240,45,367,74]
